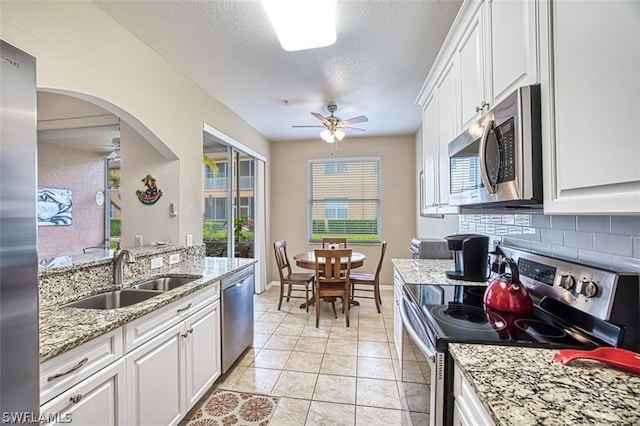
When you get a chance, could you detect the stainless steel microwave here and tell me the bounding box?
[448,85,543,209]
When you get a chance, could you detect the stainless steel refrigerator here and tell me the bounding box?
[0,40,40,416]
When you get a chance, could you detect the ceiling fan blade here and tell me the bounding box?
[343,127,366,131]
[341,115,368,125]
[311,112,330,126]
[292,125,326,128]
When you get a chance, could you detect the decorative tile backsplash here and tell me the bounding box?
[459,214,640,273]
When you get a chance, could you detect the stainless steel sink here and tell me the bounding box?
[131,276,199,292]
[63,289,161,309]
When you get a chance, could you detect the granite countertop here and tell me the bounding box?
[39,257,257,363]
[449,343,640,425]
[391,258,487,286]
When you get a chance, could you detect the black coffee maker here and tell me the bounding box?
[444,234,489,281]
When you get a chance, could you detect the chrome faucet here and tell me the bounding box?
[113,243,136,286]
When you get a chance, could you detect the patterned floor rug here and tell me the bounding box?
[182,389,280,426]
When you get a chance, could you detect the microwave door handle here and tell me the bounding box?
[479,120,496,194]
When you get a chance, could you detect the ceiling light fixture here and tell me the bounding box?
[320,128,345,144]
[261,0,337,52]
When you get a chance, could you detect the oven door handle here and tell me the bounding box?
[479,119,496,194]
[399,296,437,362]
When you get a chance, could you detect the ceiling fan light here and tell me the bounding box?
[334,129,345,141]
[262,0,336,52]
[320,129,335,143]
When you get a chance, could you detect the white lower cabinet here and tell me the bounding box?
[126,321,184,426]
[453,362,495,426]
[393,270,403,360]
[125,300,221,426]
[185,300,221,408]
[40,358,126,426]
[41,283,223,426]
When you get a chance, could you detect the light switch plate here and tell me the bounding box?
[151,257,163,269]
[169,253,180,265]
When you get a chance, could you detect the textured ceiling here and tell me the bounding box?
[95,0,462,141]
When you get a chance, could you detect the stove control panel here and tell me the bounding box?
[498,246,619,321]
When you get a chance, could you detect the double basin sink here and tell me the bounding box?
[63,276,201,310]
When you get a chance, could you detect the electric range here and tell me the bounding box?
[397,245,640,426]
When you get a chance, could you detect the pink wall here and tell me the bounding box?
[38,142,105,260]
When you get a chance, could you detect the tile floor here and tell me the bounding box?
[214,285,412,425]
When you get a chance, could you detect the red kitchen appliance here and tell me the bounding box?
[483,258,533,314]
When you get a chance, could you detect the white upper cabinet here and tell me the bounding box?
[486,0,539,107]
[437,60,458,211]
[539,0,640,214]
[422,92,439,214]
[454,0,539,132]
[457,4,487,129]
[419,58,460,215]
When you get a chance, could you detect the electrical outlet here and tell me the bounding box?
[150,257,164,269]
[186,234,193,247]
[169,253,180,265]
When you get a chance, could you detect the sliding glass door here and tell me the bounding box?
[203,136,255,258]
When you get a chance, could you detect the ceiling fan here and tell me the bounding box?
[293,104,368,143]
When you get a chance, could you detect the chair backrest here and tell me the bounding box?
[314,248,352,288]
[273,240,292,280]
[321,237,348,249]
[373,241,388,280]
[83,245,110,254]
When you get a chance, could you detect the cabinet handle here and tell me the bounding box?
[177,303,192,313]
[475,105,483,112]
[47,357,89,382]
[187,328,194,334]
[181,332,189,338]
[481,100,490,110]
[69,394,83,404]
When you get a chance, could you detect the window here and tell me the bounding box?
[324,162,348,174]
[204,197,227,220]
[309,158,381,243]
[325,199,348,218]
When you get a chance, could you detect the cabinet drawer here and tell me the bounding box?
[124,282,219,353]
[40,358,126,426]
[40,329,123,405]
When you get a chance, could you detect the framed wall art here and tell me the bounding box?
[37,187,73,226]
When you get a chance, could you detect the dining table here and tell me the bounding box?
[293,250,367,270]
[292,250,367,309]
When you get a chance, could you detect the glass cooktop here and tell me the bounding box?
[406,283,617,351]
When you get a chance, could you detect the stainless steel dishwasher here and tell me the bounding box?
[221,265,255,373]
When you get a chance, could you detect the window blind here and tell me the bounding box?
[308,158,381,243]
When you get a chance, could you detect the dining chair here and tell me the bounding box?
[349,241,387,313]
[314,248,352,328]
[83,245,110,253]
[273,240,315,311]
[321,237,348,249]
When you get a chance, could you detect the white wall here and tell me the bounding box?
[120,122,180,247]
[270,135,417,285]
[1,1,270,251]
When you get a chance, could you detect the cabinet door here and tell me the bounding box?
[487,0,538,105]
[540,0,640,213]
[437,60,458,210]
[422,92,439,213]
[393,273,403,361]
[126,322,185,426]
[458,6,486,129]
[185,300,221,409]
[40,358,126,426]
